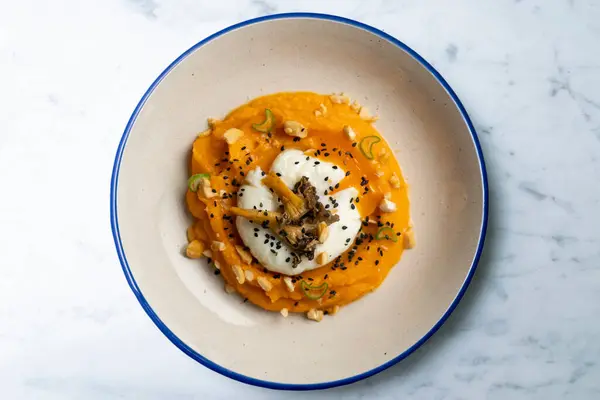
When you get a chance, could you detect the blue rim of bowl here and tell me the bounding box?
[110,12,489,391]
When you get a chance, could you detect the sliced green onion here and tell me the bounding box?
[358,135,381,159]
[188,173,210,192]
[375,226,398,242]
[252,109,275,133]
[300,280,328,300]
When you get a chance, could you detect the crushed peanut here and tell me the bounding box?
[257,276,273,292]
[316,251,328,264]
[375,169,385,177]
[200,177,216,199]
[378,147,390,163]
[317,222,329,243]
[343,125,356,140]
[319,103,327,114]
[207,117,220,128]
[197,129,211,138]
[225,284,236,294]
[307,308,324,322]
[280,308,289,318]
[214,260,221,270]
[329,93,350,104]
[314,110,322,117]
[350,100,361,112]
[404,227,415,249]
[389,174,401,189]
[185,240,205,259]
[379,198,397,213]
[283,276,295,292]
[283,120,307,138]
[244,269,254,282]
[235,245,253,264]
[232,264,245,284]
[223,128,244,144]
[211,241,226,252]
[202,249,213,258]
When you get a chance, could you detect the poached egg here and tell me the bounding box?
[236,149,361,275]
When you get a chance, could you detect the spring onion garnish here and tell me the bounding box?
[375,226,398,242]
[188,173,210,192]
[252,109,275,133]
[300,280,329,300]
[358,135,381,159]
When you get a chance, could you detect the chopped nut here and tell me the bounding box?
[214,260,221,270]
[197,129,211,138]
[224,128,244,144]
[257,276,273,292]
[244,269,254,282]
[283,120,308,138]
[384,192,392,200]
[379,198,397,213]
[280,308,289,317]
[329,93,350,104]
[343,125,356,140]
[283,276,295,292]
[232,264,245,284]
[219,189,227,197]
[389,174,401,189]
[378,148,389,163]
[319,103,327,114]
[200,177,216,199]
[404,228,415,249]
[317,222,329,243]
[211,241,226,252]
[185,240,205,259]
[225,284,236,294]
[307,308,324,322]
[375,169,385,177]
[207,117,220,128]
[202,249,213,258]
[350,100,361,112]
[316,251,328,264]
[314,110,322,117]
[235,245,253,264]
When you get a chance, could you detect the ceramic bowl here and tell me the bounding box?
[111,13,488,390]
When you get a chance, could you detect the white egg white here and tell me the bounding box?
[236,150,361,276]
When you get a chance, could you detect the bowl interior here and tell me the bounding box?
[114,16,485,386]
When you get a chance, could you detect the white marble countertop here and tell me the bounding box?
[2,0,600,398]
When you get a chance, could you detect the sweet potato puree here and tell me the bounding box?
[185,92,412,319]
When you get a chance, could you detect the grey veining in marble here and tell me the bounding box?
[1,0,599,399]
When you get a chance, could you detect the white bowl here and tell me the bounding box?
[111,13,488,390]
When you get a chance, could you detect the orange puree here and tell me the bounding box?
[185,92,411,316]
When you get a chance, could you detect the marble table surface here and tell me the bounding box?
[2,0,600,398]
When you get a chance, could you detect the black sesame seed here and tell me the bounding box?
[345,171,351,176]
[375,260,380,266]
[295,161,299,165]
[254,233,258,237]
[314,161,320,165]
[276,172,282,177]
[342,226,347,230]
[293,137,301,142]
[210,213,214,218]
[324,177,329,181]
[351,204,356,210]
[280,146,285,151]
[286,257,291,262]
[352,142,357,147]
[332,166,338,170]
